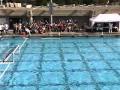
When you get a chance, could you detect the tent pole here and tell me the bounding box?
[108,22,110,36]
[101,28,103,36]
[119,22,120,32]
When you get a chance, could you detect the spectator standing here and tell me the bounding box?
[13,23,18,34]
[0,24,3,34]
[4,23,9,34]
[109,23,113,33]
[18,23,22,34]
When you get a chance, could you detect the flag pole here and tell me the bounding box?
[0,0,3,5]
[50,0,53,26]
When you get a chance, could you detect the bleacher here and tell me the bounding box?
[0,3,119,17]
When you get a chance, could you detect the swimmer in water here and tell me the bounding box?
[0,36,3,40]
[3,46,16,62]
[0,36,5,40]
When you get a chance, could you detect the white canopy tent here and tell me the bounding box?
[90,13,120,32]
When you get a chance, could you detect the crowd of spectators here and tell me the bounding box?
[0,19,119,36]
[29,19,80,33]
[0,19,81,35]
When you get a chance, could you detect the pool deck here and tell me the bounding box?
[2,32,120,37]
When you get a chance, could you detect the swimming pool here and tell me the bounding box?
[0,36,120,90]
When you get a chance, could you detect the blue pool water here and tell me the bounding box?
[0,36,120,90]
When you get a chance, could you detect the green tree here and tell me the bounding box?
[98,0,108,4]
[6,0,119,5]
[53,0,65,5]
[34,0,49,6]
[81,0,94,4]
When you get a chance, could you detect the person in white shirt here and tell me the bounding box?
[109,23,113,33]
[0,24,3,31]
[0,24,4,34]
[4,24,9,34]
[25,27,31,36]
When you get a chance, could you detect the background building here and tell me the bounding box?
[0,0,120,28]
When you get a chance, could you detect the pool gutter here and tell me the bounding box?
[1,32,120,38]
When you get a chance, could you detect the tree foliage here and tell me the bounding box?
[5,0,119,5]
[33,0,119,5]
